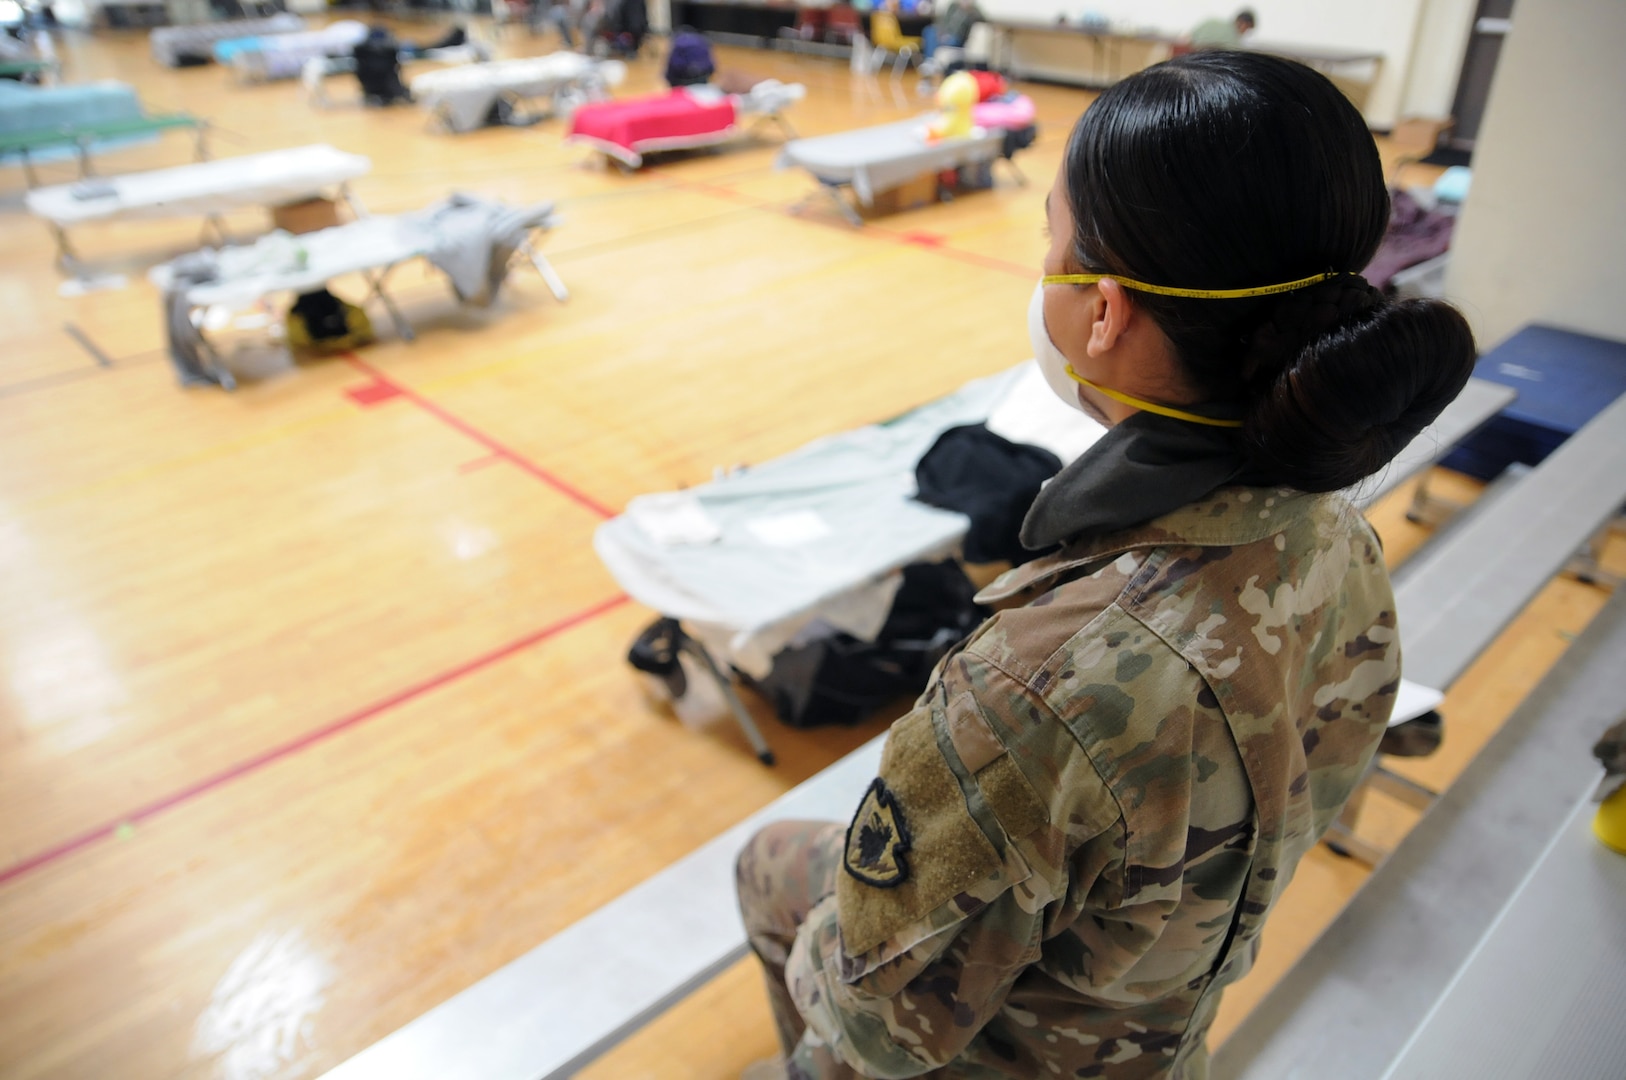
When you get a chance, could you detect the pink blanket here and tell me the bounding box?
[972,95,1036,131]
[567,91,738,165]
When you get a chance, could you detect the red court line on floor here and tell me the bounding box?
[343,354,619,521]
[861,222,1032,278]
[659,170,1034,276]
[0,594,630,891]
[458,452,506,474]
[658,175,1032,278]
[346,380,406,408]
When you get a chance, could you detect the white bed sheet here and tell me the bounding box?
[412,54,621,133]
[25,144,371,225]
[228,21,368,80]
[597,359,1445,725]
[151,197,559,310]
[595,364,1067,675]
[149,14,304,66]
[159,216,424,309]
[777,118,1004,205]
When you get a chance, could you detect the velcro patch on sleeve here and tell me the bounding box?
[837,708,1003,959]
[943,691,1050,841]
[944,690,1006,773]
[975,756,1049,840]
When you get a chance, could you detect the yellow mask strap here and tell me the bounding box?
[1065,365,1244,428]
[1042,270,1333,300]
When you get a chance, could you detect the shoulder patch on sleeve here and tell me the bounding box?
[837,708,1005,958]
[843,778,912,888]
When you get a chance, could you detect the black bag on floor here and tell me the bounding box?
[747,561,987,729]
[287,288,374,351]
[354,31,410,105]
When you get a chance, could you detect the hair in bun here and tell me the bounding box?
[1063,51,1476,492]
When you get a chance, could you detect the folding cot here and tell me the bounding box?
[0,56,58,83]
[595,362,1506,761]
[0,80,205,188]
[564,80,806,170]
[410,54,625,132]
[303,43,497,110]
[778,95,1036,224]
[149,14,306,67]
[216,20,369,82]
[151,195,568,389]
[25,143,371,269]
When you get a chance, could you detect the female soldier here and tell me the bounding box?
[736,51,1476,1080]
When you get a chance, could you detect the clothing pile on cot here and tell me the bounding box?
[412,54,626,132]
[152,194,559,387]
[150,13,305,68]
[215,20,370,82]
[597,364,1104,728]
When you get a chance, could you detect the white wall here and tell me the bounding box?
[978,0,1426,125]
[1399,0,1475,119]
[1445,0,1626,348]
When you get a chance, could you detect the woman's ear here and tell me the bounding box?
[1084,277,1134,358]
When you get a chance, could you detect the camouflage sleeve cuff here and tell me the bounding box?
[787,895,941,1079]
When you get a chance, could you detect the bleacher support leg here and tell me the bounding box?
[1565,518,1625,589]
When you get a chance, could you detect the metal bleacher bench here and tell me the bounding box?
[1323,387,1626,863]
[1212,581,1626,1079]
[316,376,1535,1080]
[321,734,887,1080]
[1353,376,1514,511]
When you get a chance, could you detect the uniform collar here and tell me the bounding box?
[978,485,1327,604]
[1017,408,1249,553]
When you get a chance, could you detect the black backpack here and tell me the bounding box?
[353,35,409,104]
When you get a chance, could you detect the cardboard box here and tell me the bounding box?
[863,172,940,218]
[1390,116,1454,155]
[271,197,342,236]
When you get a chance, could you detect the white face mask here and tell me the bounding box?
[1028,281,1109,424]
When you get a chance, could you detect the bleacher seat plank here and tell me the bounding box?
[1211,585,1626,1079]
[319,735,887,1080]
[1395,389,1626,691]
[1354,376,1515,509]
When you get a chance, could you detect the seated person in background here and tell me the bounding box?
[593,0,647,57]
[736,50,1475,1080]
[923,0,982,58]
[353,25,410,106]
[534,0,587,49]
[1188,8,1255,50]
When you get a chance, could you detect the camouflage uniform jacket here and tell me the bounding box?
[785,485,1399,1079]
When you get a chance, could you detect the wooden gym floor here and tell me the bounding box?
[1,20,1621,1080]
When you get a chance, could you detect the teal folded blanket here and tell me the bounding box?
[0,81,157,164]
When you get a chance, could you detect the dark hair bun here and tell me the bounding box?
[1063,52,1481,493]
[1242,286,1477,493]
